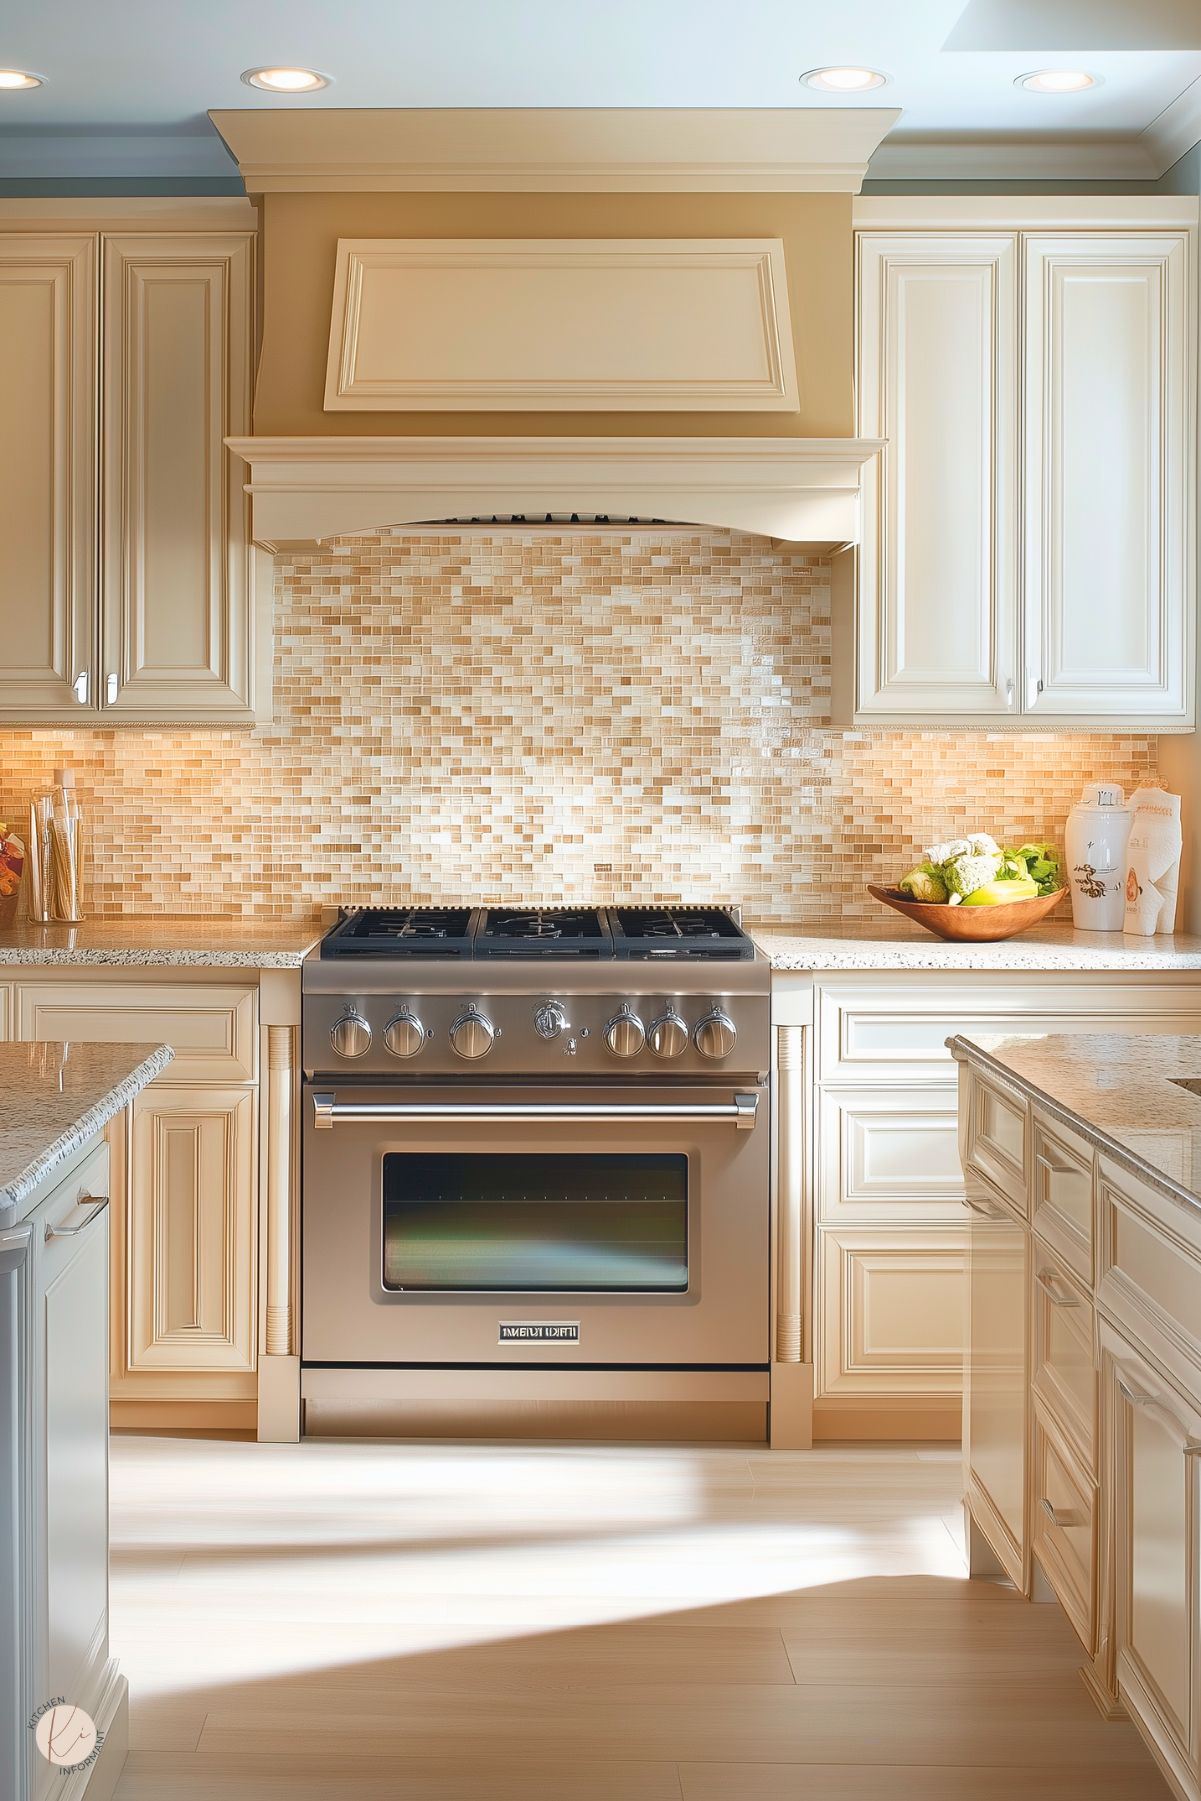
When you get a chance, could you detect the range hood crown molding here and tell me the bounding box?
[208,106,901,195]
[226,434,885,551]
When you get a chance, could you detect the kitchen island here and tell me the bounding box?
[1,1039,172,1801]
[952,1029,1201,1801]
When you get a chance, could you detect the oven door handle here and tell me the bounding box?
[311,1092,760,1131]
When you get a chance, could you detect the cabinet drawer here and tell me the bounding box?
[1097,1157,1201,1395]
[964,1068,1028,1211]
[818,1085,966,1223]
[17,980,257,1082]
[818,1225,966,1398]
[1032,1399,1097,1655]
[31,1141,111,1249]
[1032,1242,1097,1472]
[0,982,11,1041]
[1031,1110,1094,1282]
[817,977,1201,1085]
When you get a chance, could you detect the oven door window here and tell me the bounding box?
[381,1152,688,1293]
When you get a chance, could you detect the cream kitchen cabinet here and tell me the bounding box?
[0,235,97,715]
[0,214,259,726]
[854,230,1018,721]
[800,969,1201,1445]
[17,975,262,1419]
[956,1040,1201,1800]
[851,199,1196,730]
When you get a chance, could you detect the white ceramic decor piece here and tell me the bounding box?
[1124,786,1183,936]
[1064,784,1132,931]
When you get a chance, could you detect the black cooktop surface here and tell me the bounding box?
[320,905,755,961]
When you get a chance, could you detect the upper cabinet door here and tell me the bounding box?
[0,235,97,717]
[856,234,1019,721]
[1023,233,1191,724]
[101,234,255,719]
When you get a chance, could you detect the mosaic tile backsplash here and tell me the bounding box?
[0,531,1159,923]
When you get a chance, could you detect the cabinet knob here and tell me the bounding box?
[72,672,89,705]
[106,672,119,705]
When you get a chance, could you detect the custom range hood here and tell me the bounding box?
[214,109,895,550]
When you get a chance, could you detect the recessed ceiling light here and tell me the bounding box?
[1017,69,1096,94]
[801,66,888,94]
[0,69,44,90]
[241,66,330,93]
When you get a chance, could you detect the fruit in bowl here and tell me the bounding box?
[872,835,1066,942]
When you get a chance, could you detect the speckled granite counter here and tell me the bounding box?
[950,1030,1201,1216]
[0,1039,173,1218]
[0,917,324,968]
[750,918,1201,972]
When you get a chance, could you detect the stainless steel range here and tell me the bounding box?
[301,906,771,1441]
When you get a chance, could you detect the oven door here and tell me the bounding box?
[302,1081,768,1367]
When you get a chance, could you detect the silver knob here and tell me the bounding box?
[648,1010,688,1059]
[384,1008,425,1058]
[534,1002,568,1041]
[694,1008,737,1060]
[450,1006,495,1060]
[330,1011,371,1059]
[605,1006,645,1059]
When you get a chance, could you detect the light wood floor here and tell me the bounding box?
[108,1434,1169,1800]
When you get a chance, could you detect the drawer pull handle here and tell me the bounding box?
[1040,1496,1079,1529]
[1116,1375,1201,1453]
[964,1194,1008,1220]
[44,1195,109,1241]
[1035,1268,1082,1308]
[1036,1149,1084,1180]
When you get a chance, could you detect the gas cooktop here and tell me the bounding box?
[319,905,755,961]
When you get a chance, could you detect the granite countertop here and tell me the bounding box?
[950,1030,1201,1217]
[0,1039,173,1218]
[749,917,1201,972]
[0,917,324,969]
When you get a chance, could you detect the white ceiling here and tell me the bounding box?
[0,0,1199,182]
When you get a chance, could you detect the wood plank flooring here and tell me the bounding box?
[108,1435,1168,1800]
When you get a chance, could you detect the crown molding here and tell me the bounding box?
[0,195,256,230]
[853,194,1199,230]
[226,434,884,550]
[208,107,900,195]
[1142,76,1201,178]
[867,133,1160,183]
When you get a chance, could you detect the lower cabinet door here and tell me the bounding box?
[964,1190,1029,1588]
[817,1225,967,1398]
[1102,1323,1201,1799]
[121,1084,257,1385]
[29,1145,113,1801]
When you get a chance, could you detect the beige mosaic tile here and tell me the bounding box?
[0,531,1159,922]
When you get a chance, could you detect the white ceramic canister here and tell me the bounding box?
[1063,782,1132,931]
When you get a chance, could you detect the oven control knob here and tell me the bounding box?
[384,1008,425,1059]
[450,1006,495,1060]
[604,1006,645,1059]
[534,1002,569,1041]
[330,1010,372,1059]
[694,1008,737,1060]
[647,1010,689,1059]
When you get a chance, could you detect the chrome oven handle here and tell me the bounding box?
[312,1092,759,1131]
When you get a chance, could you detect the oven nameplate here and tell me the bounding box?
[498,1321,581,1344]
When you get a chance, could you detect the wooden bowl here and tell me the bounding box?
[867,884,1067,943]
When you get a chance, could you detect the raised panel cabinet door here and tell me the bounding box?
[817,1084,966,1224]
[101,233,255,718]
[1102,1326,1201,1797]
[817,1224,967,1398]
[126,1085,256,1373]
[1023,233,1192,724]
[0,233,97,718]
[964,1187,1029,1582]
[856,233,1018,720]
